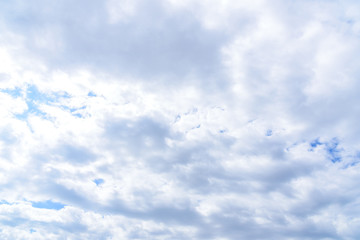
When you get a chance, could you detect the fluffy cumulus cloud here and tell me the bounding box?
[1,0,360,239]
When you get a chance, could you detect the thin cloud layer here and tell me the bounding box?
[1,0,360,239]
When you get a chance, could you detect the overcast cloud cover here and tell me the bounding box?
[1,0,360,239]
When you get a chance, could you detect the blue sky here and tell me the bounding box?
[1,0,360,239]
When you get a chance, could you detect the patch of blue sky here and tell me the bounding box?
[93,178,104,186]
[30,229,36,233]
[191,124,201,130]
[71,113,83,118]
[308,138,342,162]
[343,160,360,169]
[0,200,11,205]
[20,98,47,120]
[9,84,73,120]
[7,85,48,120]
[60,105,86,118]
[31,200,65,210]
[325,138,342,163]
[87,91,96,97]
[26,85,47,103]
[266,129,272,136]
[341,152,360,169]
[69,106,86,113]
[26,84,70,103]
[310,138,322,148]
[184,107,198,115]
[0,87,22,97]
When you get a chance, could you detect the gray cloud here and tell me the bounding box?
[0,0,228,87]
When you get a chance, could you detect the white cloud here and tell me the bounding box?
[0,0,360,239]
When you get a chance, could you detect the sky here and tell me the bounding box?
[0,0,360,239]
